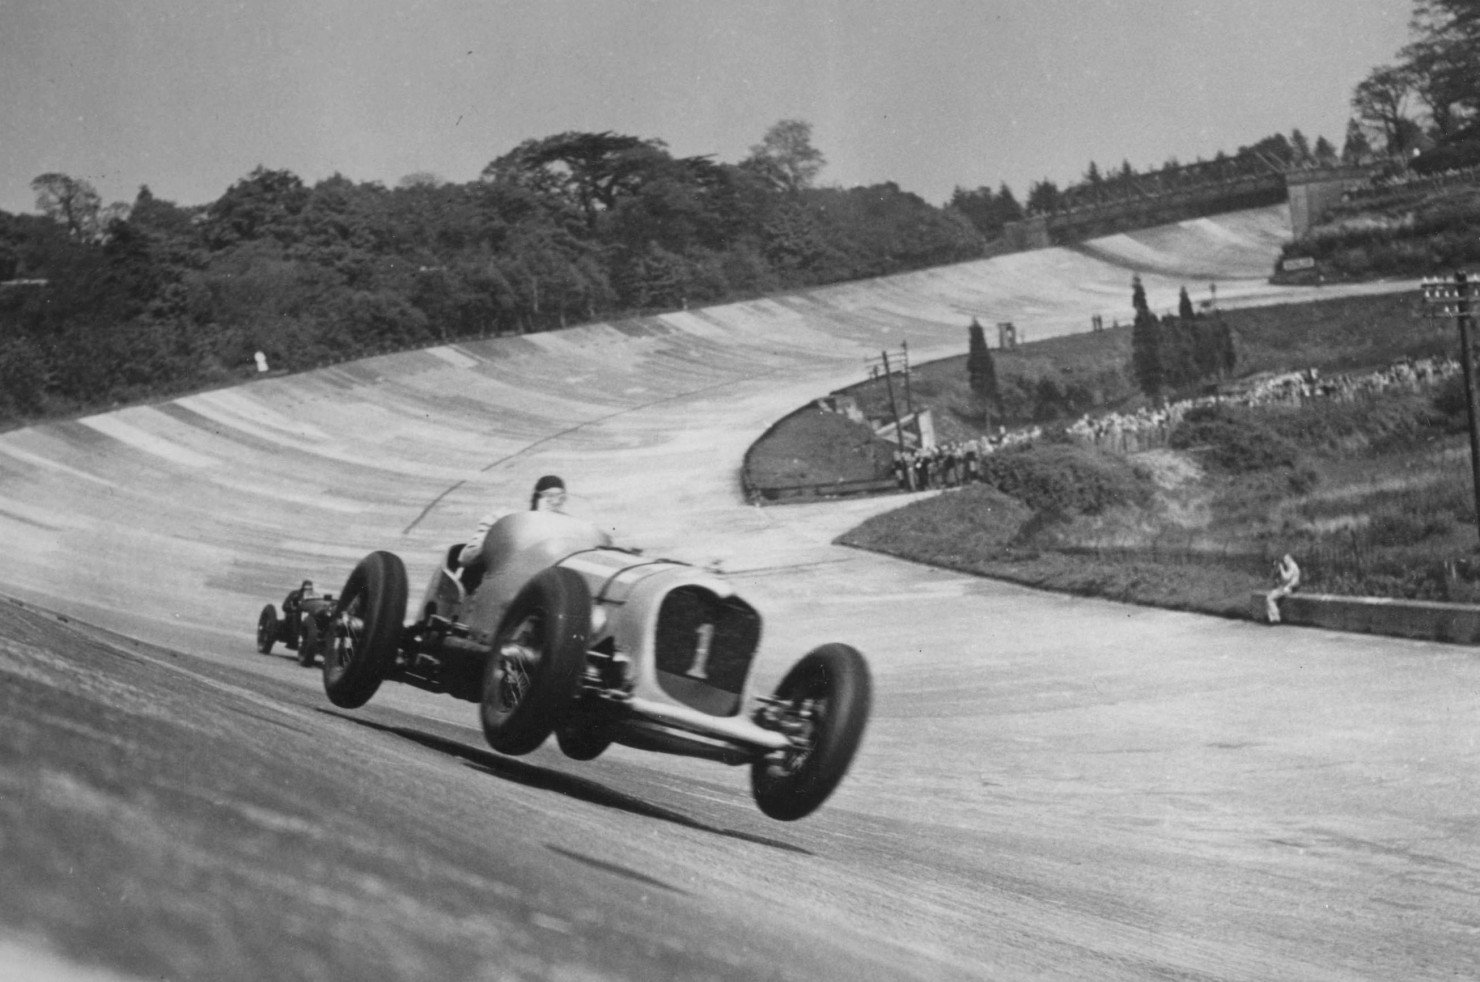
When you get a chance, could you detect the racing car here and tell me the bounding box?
[319,510,872,821]
[257,581,337,667]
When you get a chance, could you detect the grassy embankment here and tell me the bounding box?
[758,291,1480,618]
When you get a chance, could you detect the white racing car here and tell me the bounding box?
[323,510,872,821]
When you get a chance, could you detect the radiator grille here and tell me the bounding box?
[653,587,760,715]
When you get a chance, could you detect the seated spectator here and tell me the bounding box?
[1265,553,1301,624]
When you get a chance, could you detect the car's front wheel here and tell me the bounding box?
[751,643,871,821]
[323,551,407,708]
[256,605,280,655]
[480,567,591,755]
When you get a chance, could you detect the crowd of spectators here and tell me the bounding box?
[890,427,1042,491]
[883,355,1459,493]
[886,355,1460,491]
[1063,356,1460,454]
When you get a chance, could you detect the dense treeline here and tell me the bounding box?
[1272,1,1480,279]
[1350,0,1480,166]
[0,122,982,426]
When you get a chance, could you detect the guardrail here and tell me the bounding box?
[746,476,900,504]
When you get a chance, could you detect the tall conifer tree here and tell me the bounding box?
[967,317,1000,420]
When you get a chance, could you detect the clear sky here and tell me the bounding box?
[0,0,1413,216]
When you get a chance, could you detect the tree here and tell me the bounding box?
[996,183,1023,222]
[742,119,826,193]
[967,317,1000,419]
[1341,118,1375,163]
[1401,0,1480,138]
[1353,64,1420,156]
[204,167,309,247]
[482,131,674,231]
[1289,129,1313,166]
[30,173,102,239]
[1130,275,1165,402]
[1025,179,1061,215]
[396,172,445,189]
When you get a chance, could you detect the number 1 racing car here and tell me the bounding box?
[316,510,872,821]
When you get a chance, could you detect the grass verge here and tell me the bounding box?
[757,291,1480,618]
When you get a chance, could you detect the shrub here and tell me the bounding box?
[1432,372,1471,431]
[978,443,1152,516]
[1363,511,1455,547]
[1169,405,1300,472]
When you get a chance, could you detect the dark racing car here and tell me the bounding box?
[256,580,337,667]
[315,510,872,821]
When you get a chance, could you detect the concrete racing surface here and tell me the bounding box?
[3,206,1476,981]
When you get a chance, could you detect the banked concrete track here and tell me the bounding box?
[2,205,1477,982]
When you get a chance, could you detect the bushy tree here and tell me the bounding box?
[948,183,1023,239]
[742,119,826,194]
[1025,179,1061,215]
[1401,0,1480,138]
[30,173,103,240]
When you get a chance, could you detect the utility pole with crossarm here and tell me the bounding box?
[1422,272,1480,542]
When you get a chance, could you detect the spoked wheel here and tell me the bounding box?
[297,617,321,668]
[323,551,407,709]
[256,605,280,655]
[480,567,591,756]
[751,643,872,821]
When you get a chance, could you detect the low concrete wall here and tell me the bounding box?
[1251,591,1480,644]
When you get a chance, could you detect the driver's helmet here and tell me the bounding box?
[529,474,567,512]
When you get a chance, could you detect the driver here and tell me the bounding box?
[456,475,568,589]
[282,579,316,645]
[282,579,315,616]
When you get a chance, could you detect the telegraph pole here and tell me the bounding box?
[866,345,910,445]
[1422,272,1480,541]
[901,340,913,416]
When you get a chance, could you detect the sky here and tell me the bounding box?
[0,0,1414,217]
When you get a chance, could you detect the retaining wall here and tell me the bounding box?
[1252,591,1480,644]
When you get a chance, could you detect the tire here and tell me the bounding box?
[480,567,591,756]
[297,616,320,667]
[256,605,280,655]
[751,643,872,821]
[555,722,611,761]
[323,551,407,709]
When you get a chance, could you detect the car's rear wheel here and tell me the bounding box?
[298,616,321,667]
[323,551,407,709]
[480,567,590,755]
[751,643,871,821]
[256,605,280,655]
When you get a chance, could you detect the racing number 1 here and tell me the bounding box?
[687,623,715,679]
